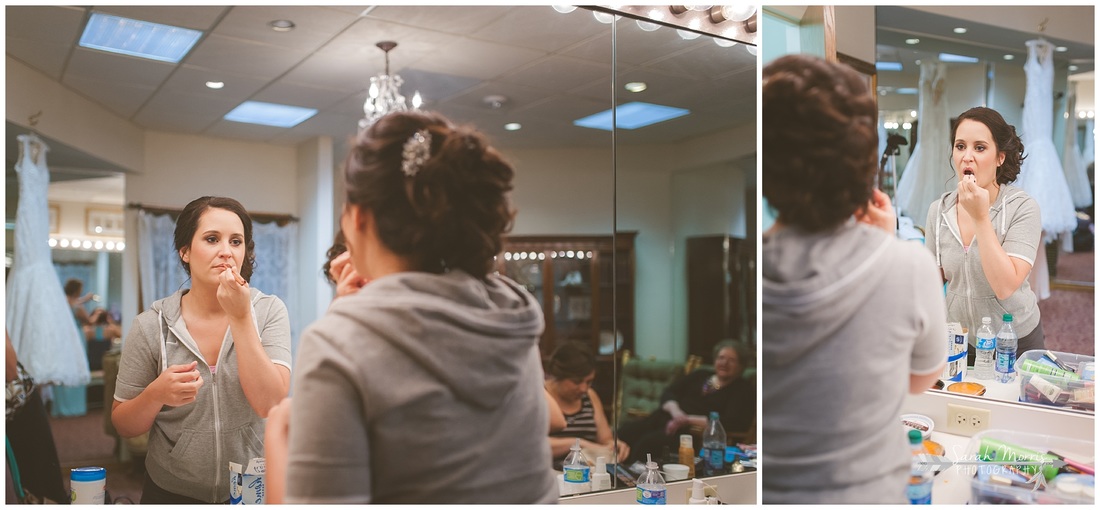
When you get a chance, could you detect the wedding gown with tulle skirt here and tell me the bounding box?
[5,134,91,388]
[1015,39,1078,236]
[1062,88,1092,208]
[896,61,953,226]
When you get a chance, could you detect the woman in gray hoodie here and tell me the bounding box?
[264,111,558,504]
[112,196,292,503]
[761,54,947,503]
[926,107,1044,360]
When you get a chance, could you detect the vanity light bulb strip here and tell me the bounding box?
[49,237,125,251]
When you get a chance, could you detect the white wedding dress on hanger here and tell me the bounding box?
[896,61,952,226]
[1015,39,1078,236]
[5,134,91,387]
[1061,87,1091,208]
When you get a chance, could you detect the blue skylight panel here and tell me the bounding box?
[574,102,691,131]
[224,101,318,128]
[79,13,203,64]
[938,53,979,64]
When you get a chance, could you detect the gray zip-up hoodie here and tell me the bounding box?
[925,184,1042,340]
[285,270,558,504]
[762,221,946,503]
[114,288,292,503]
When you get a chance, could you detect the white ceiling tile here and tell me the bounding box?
[280,51,379,94]
[6,38,72,80]
[211,6,360,51]
[184,33,308,80]
[446,82,561,114]
[252,81,348,111]
[5,6,85,47]
[497,55,611,93]
[160,65,270,104]
[204,119,292,143]
[65,47,176,89]
[366,6,512,35]
[411,38,546,80]
[314,17,454,66]
[63,75,155,119]
[135,88,243,133]
[471,6,608,53]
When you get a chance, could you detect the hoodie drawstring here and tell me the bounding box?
[158,311,168,373]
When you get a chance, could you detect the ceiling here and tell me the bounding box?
[875,5,1095,109]
[5,4,758,187]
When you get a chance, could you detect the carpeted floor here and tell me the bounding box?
[47,406,145,504]
[1043,248,1095,356]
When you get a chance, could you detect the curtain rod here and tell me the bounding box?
[126,202,299,226]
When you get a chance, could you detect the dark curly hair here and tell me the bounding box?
[546,341,596,382]
[344,111,515,277]
[321,229,347,285]
[951,107,1027,185]
[174,196,256,282]
[762,54,879,232]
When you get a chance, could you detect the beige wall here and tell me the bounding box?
[835,6,876,65]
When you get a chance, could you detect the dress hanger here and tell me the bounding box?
[25,111,43,162]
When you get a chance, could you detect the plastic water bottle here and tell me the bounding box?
[974,317,997,380]
[700,411,727,476]
[907,430,932,504]
[635,454,666,505]
[995,313,1018,383]
[562,438,591,494]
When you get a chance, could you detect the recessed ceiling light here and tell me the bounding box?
[269,20,295,32]
[224,101,317,128]
[953,27,967,34]
[1055,46,1068,52]
[1004,54,1015,60]
[504,123,522,131]
[910,110,918,118]
[206,81,224,89]
[915,59,922,66]
[1069,65,1079,71]
[574,102,690,131]
[625,82,647,93]
[79,12,202,63]
[905,38,920,45]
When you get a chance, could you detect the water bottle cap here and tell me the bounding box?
[982,317,992,324]
[908,429,922,444]
[1003,313,1013,322]
[571,438,581,450]
[709,411,720,420]
[70,467,106,482]
[680,434,693,447]
[595,456,607,472]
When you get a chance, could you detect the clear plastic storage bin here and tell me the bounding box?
[1014,350,1094,410]
[965,429,1094,504]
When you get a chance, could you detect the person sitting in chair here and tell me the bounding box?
[618,340,755,465]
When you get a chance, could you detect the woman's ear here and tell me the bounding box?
[179,246,190,264]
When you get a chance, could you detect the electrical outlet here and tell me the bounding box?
[945,403,991,436]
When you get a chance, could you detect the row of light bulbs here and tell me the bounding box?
[49,237,126,251]
[552,5,757,52]
[502,250,595,262]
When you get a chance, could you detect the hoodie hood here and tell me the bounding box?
[324,270,544,410]
[762,221,895,366]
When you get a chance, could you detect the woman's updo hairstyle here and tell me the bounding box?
[344,111,516,277]
[951,107,1027,185]
[762,54,879,232]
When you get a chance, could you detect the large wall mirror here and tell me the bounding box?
[5,4,755,499]
[875,5,1094,414]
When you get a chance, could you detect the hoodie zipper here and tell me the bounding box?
[166,320,225,503]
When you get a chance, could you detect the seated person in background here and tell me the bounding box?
[64,278,95,328]
[546,341,630,468]
[618,340,756,465]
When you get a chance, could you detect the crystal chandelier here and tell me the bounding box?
[359,41,422,131]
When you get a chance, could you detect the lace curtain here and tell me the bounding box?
[137,210,300,344]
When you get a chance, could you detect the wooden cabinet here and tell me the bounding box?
[686,235,755,358]
[497,233,636,407]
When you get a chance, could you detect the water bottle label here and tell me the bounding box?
[976,337,995,350]
[563,466,590,483]
[636,487,667,504]
[708,449,725,472]
[907,479,932,504]
[996,351,1016,373]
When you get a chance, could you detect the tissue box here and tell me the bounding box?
[966,429,1094,504]
[1015,350,1094,410]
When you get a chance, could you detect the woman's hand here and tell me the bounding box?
[665,414,691,436]
[217,265,252,319]
[150,361,204,407]
[608,438,631,463]
[265,397,292,505]
[855,188,897,234]
[331,252,368,299]
[957,174,991,222]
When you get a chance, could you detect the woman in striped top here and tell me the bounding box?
[546,341,629,469]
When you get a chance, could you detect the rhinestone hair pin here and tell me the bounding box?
[401,129,432,177]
